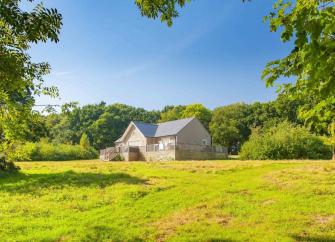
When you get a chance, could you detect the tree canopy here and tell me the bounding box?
[159,104,211,130]
[135,0,191,26]
[44,103,161,150]
[262,0,335,133]
[3,95,319,157]
[159,105,186,123]
[210,103,250,150]
[263,0,335,96]
[181,104,212,129]
[135,0,250,26]
[0,0,62,166]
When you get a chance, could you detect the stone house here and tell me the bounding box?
[100,117,227,161]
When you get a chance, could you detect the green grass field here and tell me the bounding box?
[1,160,335,242]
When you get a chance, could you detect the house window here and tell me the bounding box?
[164,138,172,145]
[202,139,208,145]
[158,141,164,150]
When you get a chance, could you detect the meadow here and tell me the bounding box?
[0,160,334,242]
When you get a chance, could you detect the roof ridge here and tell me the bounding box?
[133,120,158,126]
[131,117,197,138]
[156,117,195,125]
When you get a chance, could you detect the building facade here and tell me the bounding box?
[100,118,227,161]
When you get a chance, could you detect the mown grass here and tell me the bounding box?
[0,160,335,242]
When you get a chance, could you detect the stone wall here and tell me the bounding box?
[120,151,139,161]
[144,150,176,161]
[113,146,227,161]
[120,150,227,161]
[175,150,227,160]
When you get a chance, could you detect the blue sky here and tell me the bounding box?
[31,0,292,110]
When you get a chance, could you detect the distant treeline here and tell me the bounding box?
[24,94,330,153]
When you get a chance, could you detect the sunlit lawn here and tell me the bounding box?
[0,160,335,242]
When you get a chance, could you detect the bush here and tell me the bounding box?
[10,142,98,161]
[0,154,20,172]
[112,154,124,161]
[240,122,332,160]
[7,142,35,161]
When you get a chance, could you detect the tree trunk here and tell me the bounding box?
[333,146,335,160]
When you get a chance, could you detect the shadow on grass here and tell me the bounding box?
[292,234,335,242]
[0,170,147,194]
[227,155,240,160]
[208,239,237,242]
[82,225,145,242]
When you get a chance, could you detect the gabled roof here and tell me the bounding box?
[133,117,194,138]
[132,121,157,137]
[115,137,122,143]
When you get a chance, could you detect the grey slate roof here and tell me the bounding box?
[132,122,157,137]
[133,117,194,138]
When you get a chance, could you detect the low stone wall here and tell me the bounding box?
[144,150,175,161]
[102,145,227,162]
[175,150,227,160]
[120,151,139,161]
[120,150,226,161]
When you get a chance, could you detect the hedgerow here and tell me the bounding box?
[9,142,98,161]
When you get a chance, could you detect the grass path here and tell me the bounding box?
[0,160,335,241]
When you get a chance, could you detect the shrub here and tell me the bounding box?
[240,122,332,160]
[10,142,98,161]
[7,142,35,161]
[80,133,91,150]
[0,154,20,172]
[112,154,124,161]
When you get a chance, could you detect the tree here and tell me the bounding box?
[87,103,160,149]
[159,105,186,122]
[66,102,106,144]
[272,93,304,125]
[89,112,124,150]
[181,104,212,129]
[45,113,76,145]
[0,0,62,168]
[210,103,250,152]
[329,122,335,160]
[263,0,335,96]
[135,0,191,26]
[298,95,335,159]
[298,95,335,135]
[135,0,250,26]
[43,103,161,149]
[24,112,48,142]
[262,0,335,156]
[209,96,305,154]
[159,104,212,129]
[246,102,278,128]
[246,94,304,130]
[61,102,79,114]
[80,133,91,150]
